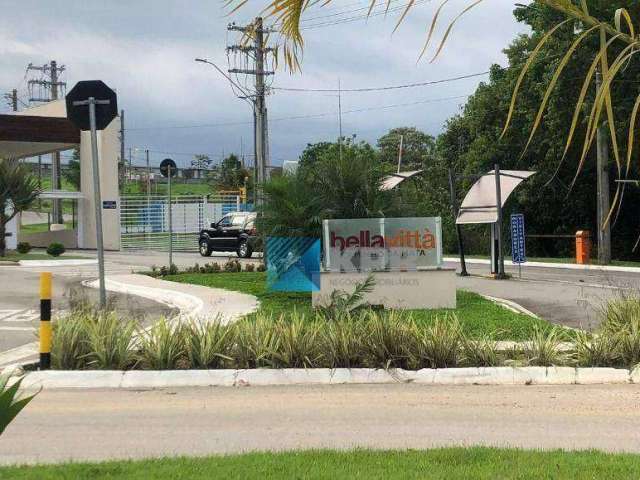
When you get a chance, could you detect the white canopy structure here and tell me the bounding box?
[379,170,424,191]
[456,170,536,225]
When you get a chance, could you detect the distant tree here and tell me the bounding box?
[377,127,435,171]
[0,159,41,257]
[218,154,249,190]
[63,148,81,190]
[298,142,333,169]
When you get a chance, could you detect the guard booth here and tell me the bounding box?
[0,99,121,250]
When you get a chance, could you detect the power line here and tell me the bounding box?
[272,71,490,93]
[128,93,470,131]
[299,0,429,30]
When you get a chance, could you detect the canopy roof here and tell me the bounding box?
[379,170,424,191]
[456,170,536,225]
[0,100,79,159]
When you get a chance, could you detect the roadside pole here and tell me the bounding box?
[168,164,173,267]
[66,80,118,309]
[87,97,107,307]
[494,164,505,279]
[448,168,468,277]
[39,272,52,370]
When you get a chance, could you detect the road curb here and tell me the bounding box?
[6,367,638,390]
[18,259,98,267]
[444,256,640,274]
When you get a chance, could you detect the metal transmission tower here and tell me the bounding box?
[26,61,67,223]
[227,18,275,204]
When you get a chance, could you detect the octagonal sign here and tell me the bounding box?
[65,80,118,131]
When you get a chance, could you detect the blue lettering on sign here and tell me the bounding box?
[510,214,526,264]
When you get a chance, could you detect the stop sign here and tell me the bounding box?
[65,80,118,131]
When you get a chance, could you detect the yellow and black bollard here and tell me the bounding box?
[39,272,52,370]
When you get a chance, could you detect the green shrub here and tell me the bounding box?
[224,259,241,273]
[271,314,322,368]
[362,310,412,369]
[319,315,364,368]
[185,320,234,369]
[138,318,187,369]
[231,316,280,369]
[245,263,255,272]
[460,335,501,367]
[16,242,31,254]
[408,314,462,369]
[0,374,39,437]
[51,310,93,369]
[84,312,137,370]
[574,331,620,367]
[256,263,266,272]
[524,326,567,366]
[600,295,640,335]
[46,242,65,257]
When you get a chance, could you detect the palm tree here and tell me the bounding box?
[233,0,640,224]
[0,159,41,257]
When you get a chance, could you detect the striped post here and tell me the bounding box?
[39,272,52,370]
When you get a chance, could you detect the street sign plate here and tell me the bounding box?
[65,80,118,131]
[510,214,526,264]
[160,158,177,178]
[102,200,117,210]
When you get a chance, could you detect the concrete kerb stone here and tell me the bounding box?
[18,259,98,267]
[7,367,638,390]
[575,367,630,384]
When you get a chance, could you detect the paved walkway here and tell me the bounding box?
[0,274,258,368]
[89,273,259,324]
[2,383,640,465]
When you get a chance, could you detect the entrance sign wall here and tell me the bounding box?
[314,216,455,310]
[322,217,443,272]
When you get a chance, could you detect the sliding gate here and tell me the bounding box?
[120,194,243,251]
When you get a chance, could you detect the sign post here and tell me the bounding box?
[510,213,526,279]
[160,158,177,268]
[66,81,118,308]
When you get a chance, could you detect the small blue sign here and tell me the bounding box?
[266,237,321,292]
[510,214,526,264]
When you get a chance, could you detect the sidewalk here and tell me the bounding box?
[84,274,258,324]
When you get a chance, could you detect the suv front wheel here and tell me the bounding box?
[199,239,213,257]
[237,239,253,258]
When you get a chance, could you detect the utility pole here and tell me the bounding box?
[338,78,343,161]
[227,18,275,205]
[27,60,66,224]
[119,110,126,190]
[3,89,18,111]
[595,69,612,264]
[146,149,151,198]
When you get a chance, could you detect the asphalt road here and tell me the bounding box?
[444,260,639,330]
[2,383,640,465]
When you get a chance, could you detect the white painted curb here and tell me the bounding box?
[444,256,640,274]
[6,367,638,390]
[82,277,204,318]
[18,259,97,267]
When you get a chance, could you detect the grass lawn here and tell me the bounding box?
[166,272,554,341]
[20,221,74,235]
[2,448,640,479]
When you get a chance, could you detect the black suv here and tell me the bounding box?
[199,212,257,258]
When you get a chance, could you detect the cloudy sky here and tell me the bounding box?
[0,0,528,168]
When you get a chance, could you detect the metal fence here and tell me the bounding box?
[120,194,245,251]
